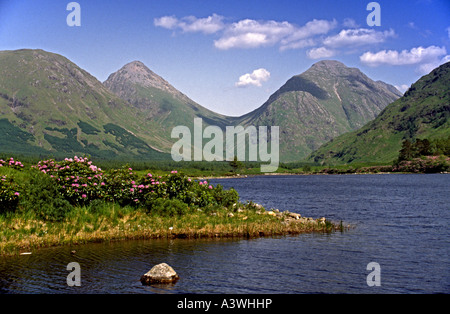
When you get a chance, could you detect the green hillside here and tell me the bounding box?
[0,49,168,161]
[309,62,450,165]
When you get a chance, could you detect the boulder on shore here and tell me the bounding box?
[140,263,179,285]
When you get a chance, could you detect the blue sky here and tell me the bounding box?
[0,0,449,116]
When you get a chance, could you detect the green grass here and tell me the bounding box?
[0,198,339,256]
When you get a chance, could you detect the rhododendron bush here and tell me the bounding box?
[0,156,239,215]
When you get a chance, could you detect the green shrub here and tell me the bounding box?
[210,184,239,208]
[103,165,138,206]
[0,174,20,214]
[20,171,73,222]
[146,198,190,217]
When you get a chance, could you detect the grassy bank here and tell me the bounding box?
[0,202,340,256]
[0,156,342,256]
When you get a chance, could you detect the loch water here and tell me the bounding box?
[0,173,449,294]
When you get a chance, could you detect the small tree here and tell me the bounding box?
[229,156,243,173]
[398,139,414,162]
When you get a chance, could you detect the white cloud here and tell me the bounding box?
[280,38,317,51]
[342,18,360,29]
[395,84,410,94]
[235,68,271,87]
[323,28,396,48]
[180,14,225,34]
[216,18,336,50]
[417,54,450,74]
[407,22,417,30]
[306,47,336,59]
[156,14,337,51]
[360,46,447,66]
[154,16,179,29]
[214,19,295,50]
[360,46,449,75]
[154,14,225,34]
[280,19,337,51]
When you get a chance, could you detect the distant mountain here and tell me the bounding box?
[236,60,402,161]
[309,62,450,165]
[0,49,168,160]
[0,49,405,164]
[103,61,235,152]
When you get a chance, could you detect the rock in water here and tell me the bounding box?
[140,263,179,285]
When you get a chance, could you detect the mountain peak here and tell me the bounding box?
[104,60,171,90]
[311,60,347,68]
[305,60,362,77]
[239,59,403,161]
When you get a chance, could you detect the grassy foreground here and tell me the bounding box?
[0,156,342,256]
[0,202,340,256]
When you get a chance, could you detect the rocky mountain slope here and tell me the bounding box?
[309,61,450,164]
[0,49,167,160]
[103,61,235,148]
[236,60,402,161]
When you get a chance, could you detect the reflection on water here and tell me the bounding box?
[1,174,449,294]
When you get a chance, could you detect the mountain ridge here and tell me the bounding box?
[308,61,450,164]
[1,49,404,163]
[237,59,402,161]
[0,49,168,160]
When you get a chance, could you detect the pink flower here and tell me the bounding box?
[130,188,135,192]
[82,194,87,198]
[208,185,213,189]
[101,182,105,186]
[171,170,177,174]
[14,192,20,196]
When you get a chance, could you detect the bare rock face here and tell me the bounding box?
[140,263,179,285]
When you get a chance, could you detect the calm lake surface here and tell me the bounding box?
[1,174,449,294]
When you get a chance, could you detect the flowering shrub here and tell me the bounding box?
[103,165,138,205]
[392,156,450,173]
[33,156,106,204]
[30,156,240,214]
[0,175,20,213]
[0,157,24,170]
